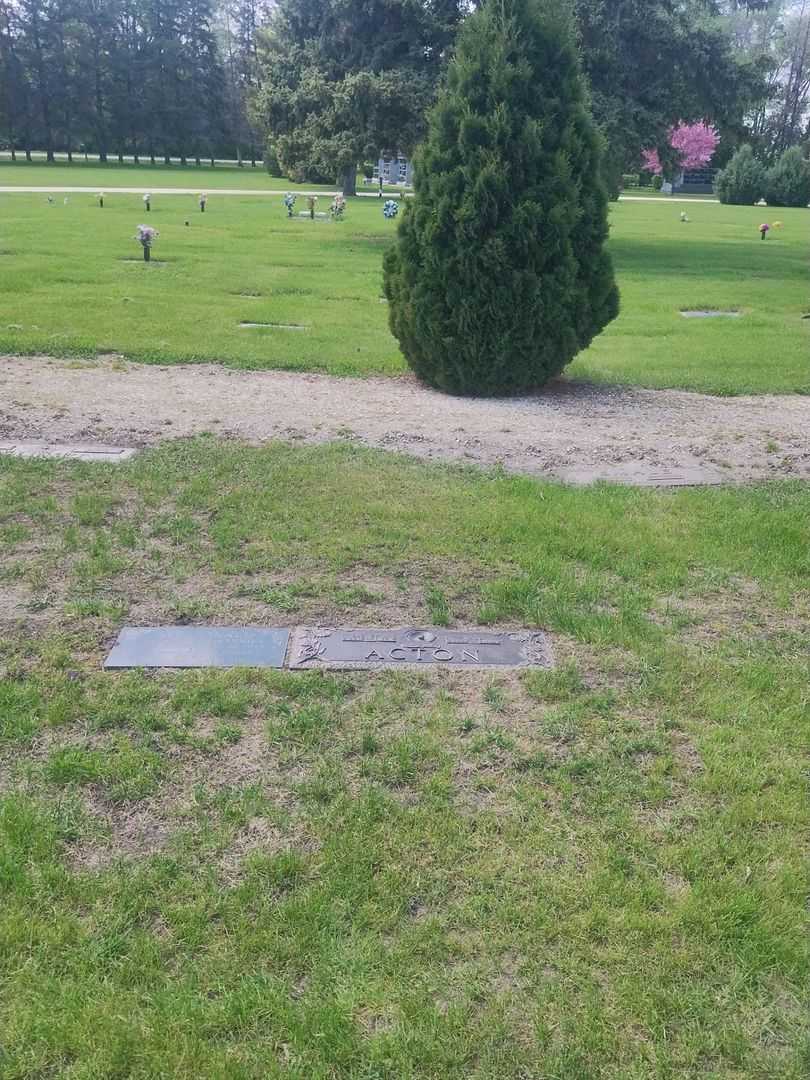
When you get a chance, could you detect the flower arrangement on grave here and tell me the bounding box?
[98,192,105,208]
[759,222,770,240]
[331,194,346,221]
[134,224,159,262]
[307,194,318,220]
[143,193,152,211]
[383,199,399,219]
[199,192,207,212]
[47,195,54,204]
[284,192,297,217]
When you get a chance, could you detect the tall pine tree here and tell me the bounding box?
[383,0,619,396]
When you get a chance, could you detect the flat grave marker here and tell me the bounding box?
[104,626,290,669]
[0,441,137,462]
[239,322,307,330]
[556,462,726,488]
[288,627,553,670]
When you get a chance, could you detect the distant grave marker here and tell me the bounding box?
[239,322,307,330]
[680,310,740,319]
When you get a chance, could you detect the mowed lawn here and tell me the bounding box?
[0,158,384,192]
[1,438,809,1077]
[0,183,808,391]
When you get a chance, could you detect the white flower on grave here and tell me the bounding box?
[383,199,399,219]
[134,224,159,247]
[63,197,69,205]
[47,195,54,204]
[143,193,151,202]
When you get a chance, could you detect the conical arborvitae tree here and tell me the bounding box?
[383,0,619,395]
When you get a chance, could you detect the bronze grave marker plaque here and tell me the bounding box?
[288,627,552,670]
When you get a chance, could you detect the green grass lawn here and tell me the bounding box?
[0,158,408,193]
[1,438,808,1077]
[0,187,807,392]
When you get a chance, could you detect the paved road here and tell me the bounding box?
[0,185,716,203]
[0,184,407,198]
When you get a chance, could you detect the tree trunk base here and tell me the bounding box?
[342,164,358,197]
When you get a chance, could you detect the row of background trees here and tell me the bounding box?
[0,0,808,187]
[0,0,268,164]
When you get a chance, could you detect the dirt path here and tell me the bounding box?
[2,355,809,485]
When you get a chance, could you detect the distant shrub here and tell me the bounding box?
[652,175,664,191]
[765,146,810,208]
[264,142,282,177]
[715,145,767,205]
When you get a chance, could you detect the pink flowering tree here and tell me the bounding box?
[642,122,719,179]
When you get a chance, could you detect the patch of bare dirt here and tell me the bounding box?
[217,815,316,886]
[49,711,310,871]
[2,355,810,483]
[651,585,809,647]
[71,791,181,869]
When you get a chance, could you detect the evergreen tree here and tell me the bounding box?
[715,143,767,202]
[765,144,810,206]
[0,0,35,158]
[383,0,618,396]
[75,0,118,160]
[16,0,58,159]
[220,0,267,165]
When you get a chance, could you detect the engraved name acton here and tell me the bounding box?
[289,627,553,670]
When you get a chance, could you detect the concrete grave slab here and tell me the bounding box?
[0,441,137,462]
[288,627,553,670]
[555,462,727,488]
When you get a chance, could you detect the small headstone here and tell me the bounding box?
[288,627,553,670]
[680,310,740,319]
[104,626,290,669]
